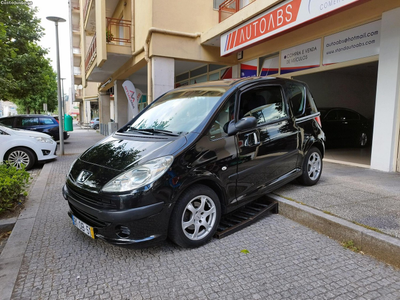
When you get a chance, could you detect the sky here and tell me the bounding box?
[30,0,72,97]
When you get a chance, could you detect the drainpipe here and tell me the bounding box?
[143,27,201,103]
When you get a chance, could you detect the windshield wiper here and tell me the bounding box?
[127,127,179,136]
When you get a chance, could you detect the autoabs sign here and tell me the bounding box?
[220,0,359,56]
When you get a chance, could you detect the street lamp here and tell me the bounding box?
[47,16,66,155]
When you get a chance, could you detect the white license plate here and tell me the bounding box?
[72,215,95,239]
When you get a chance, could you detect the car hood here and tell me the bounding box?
[68,133,188,192]
[7,127,53,138]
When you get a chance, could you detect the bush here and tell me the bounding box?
[0,163,31,214]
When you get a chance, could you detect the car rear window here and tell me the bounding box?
[0,118,14,127]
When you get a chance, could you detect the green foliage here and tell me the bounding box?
[0,163,31,214]
[0,1,57,113]
[341,240,360,253]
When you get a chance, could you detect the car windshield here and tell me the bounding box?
[124,87,228,135]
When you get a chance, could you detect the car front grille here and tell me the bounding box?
[67,183,117,209]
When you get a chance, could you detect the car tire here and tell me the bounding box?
[5,147,35,170]
[358,132,368,148]
[169,185,221,248]
[298,147,322,186]
[93,124,99,130]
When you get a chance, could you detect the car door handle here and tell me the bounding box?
[244,132,260,147]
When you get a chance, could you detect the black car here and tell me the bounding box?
[319,107,372,147]
[63,77,325,248]
[0,114,69,141]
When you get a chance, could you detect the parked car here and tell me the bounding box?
[0,125,57,170]
[0,114,69,141]
[63,77,325,248]
[319,107,372,147]
[90,118,114,130]
[90,118,100,130]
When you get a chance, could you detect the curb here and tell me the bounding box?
[0,218,17,234]
[268,194,400,269]
[0,163,53,300]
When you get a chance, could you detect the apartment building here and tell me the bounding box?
[69,0,400,172]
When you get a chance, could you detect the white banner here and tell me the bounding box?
[122,80,139,116]
[280,39,321,74]
[323,20,381,65]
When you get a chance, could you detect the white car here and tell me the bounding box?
[0,125,57,170]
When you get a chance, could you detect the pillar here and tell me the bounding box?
[371,8,400,172]
[151,56,174,102]
[114,80,129,129]
[99,92,110,135]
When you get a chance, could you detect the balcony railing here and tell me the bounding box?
[85,34,97,73]
[106,17,132,44]
[219,0,256,22]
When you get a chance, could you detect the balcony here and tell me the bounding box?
[219,0,256,22]
[84,17,132,83]
[106,17,131,45]
[85,34,97,73]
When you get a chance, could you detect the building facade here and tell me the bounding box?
[69,0,400,172]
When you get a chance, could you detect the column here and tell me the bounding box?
[99,92,110,135]
[371,8,400,172]
[114,80,129,129]
[151,56,174,101]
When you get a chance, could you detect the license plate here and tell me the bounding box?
[72,215,95,239]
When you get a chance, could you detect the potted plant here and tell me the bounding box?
[106,30,113,43]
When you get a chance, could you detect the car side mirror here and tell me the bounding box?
[226,116,257,136]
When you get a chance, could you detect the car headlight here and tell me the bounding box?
[102,156,174,193]
[32,136,54,144]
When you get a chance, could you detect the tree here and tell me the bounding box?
[0,1,57,113]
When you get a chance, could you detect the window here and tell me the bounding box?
[213,0,225,9]
[40,117,56,125]
[0,118,14,127]
[338,110,359,121]
[208,95,235,140]
[239,86,287,124]
[21,117,39,127]
[325,110,338,121]
[287,83,305,117]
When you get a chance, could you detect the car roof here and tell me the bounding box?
[0,114,55,118]
[172,76,305,92]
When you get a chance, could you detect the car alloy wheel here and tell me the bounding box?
[169,185,221,248]
[307,151,321,181]
[6,147,35,170]
[298,147,322,186]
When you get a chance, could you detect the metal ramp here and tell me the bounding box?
[214,197,278,239]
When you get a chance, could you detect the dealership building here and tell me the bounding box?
[70,0,400,172]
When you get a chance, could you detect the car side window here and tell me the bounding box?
[339,110,359,120]
[239,86,287,124]
[40,117,56,125]
[21,117,39,126]
[305,90,319,115]
[0,129,8,135]
[325,110,338,121]
[208,95,235,140]
[286,83,305,118]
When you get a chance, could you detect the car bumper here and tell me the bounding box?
[62,184,172,246]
